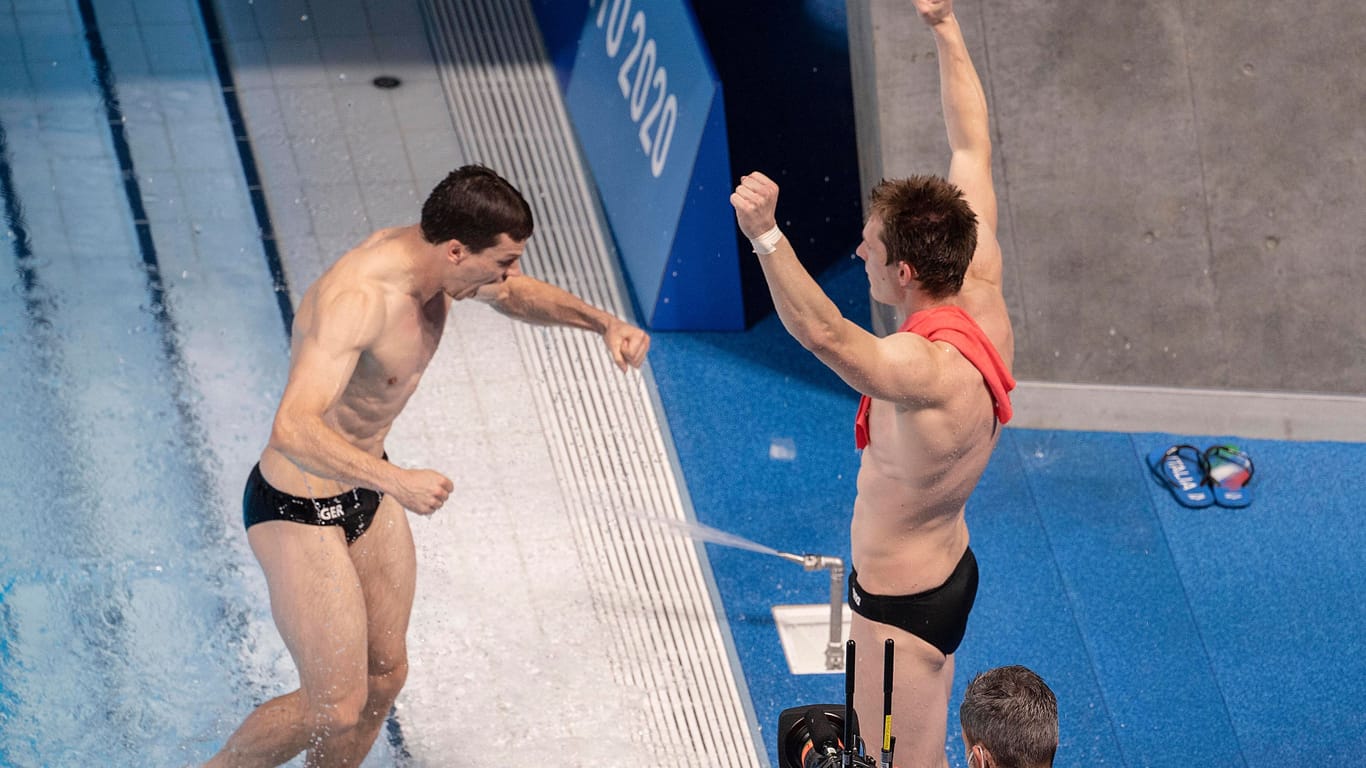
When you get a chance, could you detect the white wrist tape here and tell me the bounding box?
[749,225,784,255]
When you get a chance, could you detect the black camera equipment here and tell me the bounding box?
[776,639,897,768]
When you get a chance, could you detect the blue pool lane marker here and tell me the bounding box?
[0,116,47,327]
[196,0,295,339]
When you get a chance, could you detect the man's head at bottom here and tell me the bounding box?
[960,665,1058,768]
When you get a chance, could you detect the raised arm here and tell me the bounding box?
[918,0,1002,284]
[476,268,650,371]
[731,173,953,406]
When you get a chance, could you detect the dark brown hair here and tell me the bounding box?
[868,175,977,298]
[420,164,533,251]
[960,665,1058,768]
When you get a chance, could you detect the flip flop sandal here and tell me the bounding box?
[1205,444,1254,508]
[1147,444,1215,508]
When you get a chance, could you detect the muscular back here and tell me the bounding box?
[261,227,449,497]
[850,235,1014,596]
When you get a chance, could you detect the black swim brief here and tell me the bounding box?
[848,547,979,656]
[242,461,386,545]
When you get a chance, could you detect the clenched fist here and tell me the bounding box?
[729,172,780,241]
[392,467,453,515]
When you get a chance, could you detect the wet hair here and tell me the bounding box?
[420,164,533,252]
[960,665,1058,768]
[868,175,977,298]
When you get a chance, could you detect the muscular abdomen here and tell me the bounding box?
[848,393,998,595]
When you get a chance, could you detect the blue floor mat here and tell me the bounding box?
[1011,430,1241,766]
[647,258,1366,767]
[1147,436,1366,765]
[951,436,1120,764]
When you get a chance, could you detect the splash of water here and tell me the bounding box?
[625,513,800,561]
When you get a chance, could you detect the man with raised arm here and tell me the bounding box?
[206,164,649,768]
[729,2,1012,765]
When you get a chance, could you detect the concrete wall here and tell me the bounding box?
[848,0,1366,397]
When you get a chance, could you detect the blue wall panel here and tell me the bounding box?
[650,84,741,329]
[531,0,862,330]
[534,0,743,330]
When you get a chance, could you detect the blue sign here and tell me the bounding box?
[540,0,743,330]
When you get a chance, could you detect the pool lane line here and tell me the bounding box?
[74,0,187,374]
[75,0,224,478]
[0,117,50,327]
[385,712,414,764]
[74,0,228,646]
[196,0,294,339]
[75,0,256,659]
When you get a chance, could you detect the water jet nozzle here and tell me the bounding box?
[800,553,844,573]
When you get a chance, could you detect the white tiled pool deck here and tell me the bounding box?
[208,0,765,764]
[2,0,764,764]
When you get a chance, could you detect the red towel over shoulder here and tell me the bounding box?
[854,305,1016,449]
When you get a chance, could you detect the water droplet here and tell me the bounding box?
[1241,62,1255,75]
[1142,230,1156,244]
[1264,236,1279,250]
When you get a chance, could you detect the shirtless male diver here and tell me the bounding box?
[729,2,1013,765]
[205,164,650,767]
